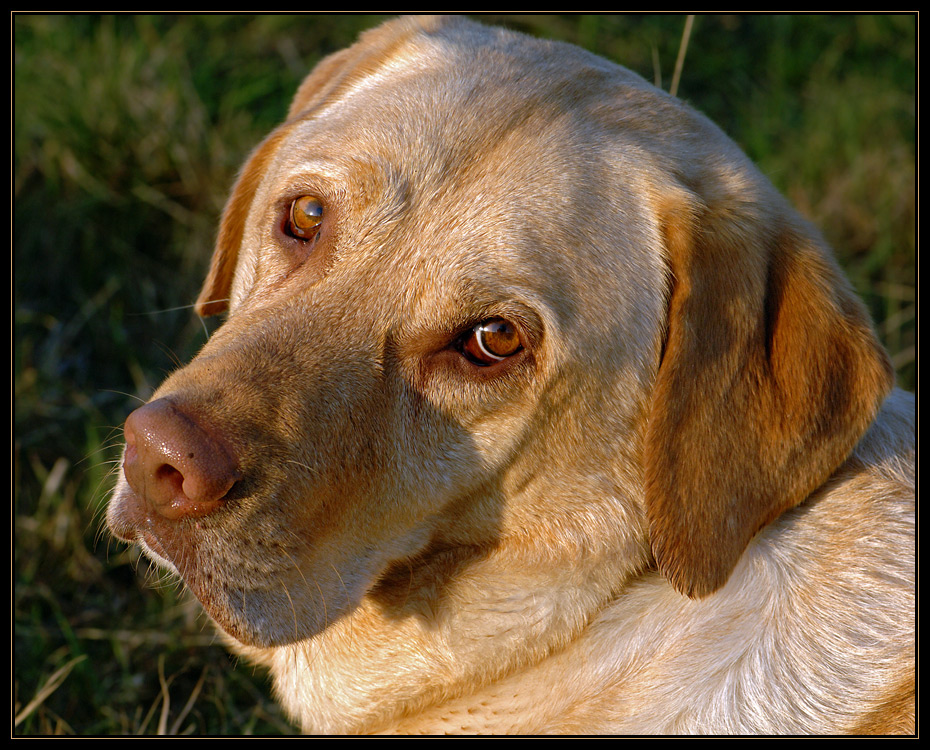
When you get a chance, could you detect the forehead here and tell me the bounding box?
[239,23,670,329]
[295,18,626,131]
[273,18,650,186]
[265,68,586,254]
[279,76,576,192]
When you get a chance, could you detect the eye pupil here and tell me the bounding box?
[462,318,522,365]
[288,195,324,239]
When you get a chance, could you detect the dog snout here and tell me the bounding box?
[122,398,241,521]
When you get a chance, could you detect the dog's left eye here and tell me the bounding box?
[287,195,324,240]
[460,319,523,366]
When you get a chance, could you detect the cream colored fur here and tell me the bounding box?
[108,16,914,735]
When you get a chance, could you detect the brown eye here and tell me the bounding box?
[287,195,324,239]
[461,318,522,366]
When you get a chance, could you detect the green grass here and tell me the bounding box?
[14,14,915,735]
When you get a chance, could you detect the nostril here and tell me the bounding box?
[122,398,241,521]
[155,463,186,496]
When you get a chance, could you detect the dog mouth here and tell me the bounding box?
[104,385,463,649]
[134,530,179,574]
[108,480,265,643]
[108,478,405,648]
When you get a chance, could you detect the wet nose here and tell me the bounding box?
[122,398,241,520]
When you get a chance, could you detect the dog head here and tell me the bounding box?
[107,16,892,655]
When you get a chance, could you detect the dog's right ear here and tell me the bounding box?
[284,47,356,122]
[285,16,451,122]
[196,18,433,318]
[196,47,357,317]
[195,129,288,317]
[196,46,361,318]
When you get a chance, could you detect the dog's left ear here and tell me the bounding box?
[645,177,894,599]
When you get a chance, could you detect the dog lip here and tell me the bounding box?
[109,495,340,647]
[108,481,195,574]
[107,483,148,542]
[139,529,177,568]
[205,613,278,649]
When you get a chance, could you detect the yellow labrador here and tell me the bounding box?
[107,16,914,734]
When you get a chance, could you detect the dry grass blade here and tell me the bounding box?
[14,655,87,728]
[670,15,694,98]
[170,667,209,735]
[157,654,171,736]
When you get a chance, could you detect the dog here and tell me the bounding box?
[107,15,914,734]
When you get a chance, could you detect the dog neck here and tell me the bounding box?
[232,522,650,734]
[239,462,912,734]
[228,394,913,735]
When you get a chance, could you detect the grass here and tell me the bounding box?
[14,13,915,735]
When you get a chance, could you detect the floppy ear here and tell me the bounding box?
[195,128,290,317]
[196,18,428,317]
[645,183,894,598]
[196,47,360,317]
[195,49,357,317]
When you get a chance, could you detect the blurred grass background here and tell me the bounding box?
[14,14,915,736]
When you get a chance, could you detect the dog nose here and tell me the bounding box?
[122,398,241,520]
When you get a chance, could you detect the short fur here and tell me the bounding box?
[108,16,914,734]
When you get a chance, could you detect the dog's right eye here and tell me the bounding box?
[286,195,324,240]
